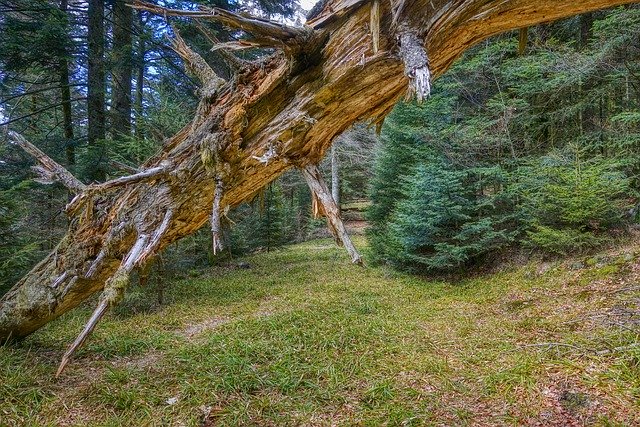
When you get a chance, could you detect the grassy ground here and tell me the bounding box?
[1,237,639,426]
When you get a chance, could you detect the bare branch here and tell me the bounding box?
[194,19,246,71]
[138,209,174,265]
[6,131,85,192]
[130,0,310,47]
[306,0,366,29]
[96,163,170,192]
[108,159,140,174]
[210,40,263,51]
[66,163,170,215]
[56,299,108,377]
[57,234,150,377]
[170,28,226,88]
[301,163,363,265]
[211,179,224,255]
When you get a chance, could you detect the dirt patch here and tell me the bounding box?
[182,317,230,339]
[112,351,163,370]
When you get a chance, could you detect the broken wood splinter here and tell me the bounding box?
[301,163,363,265]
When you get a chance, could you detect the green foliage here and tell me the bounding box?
[228,183,297,255]
[516,150,631,253]
[0,183,40,294]
[525,225,605,255]
[369,9,640,269]
[0,0,72,72]
[376,160,516,271]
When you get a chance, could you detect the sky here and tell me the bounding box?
[300,0,317,12]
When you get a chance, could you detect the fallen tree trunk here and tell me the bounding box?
[1,0,637,345]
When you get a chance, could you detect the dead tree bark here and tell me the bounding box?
[302,164,362,265]
[1,0,637,350]
[330,143,340,211]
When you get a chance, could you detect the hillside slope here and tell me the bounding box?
[1,238,639,426]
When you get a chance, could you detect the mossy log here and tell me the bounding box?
[1,0,637,344]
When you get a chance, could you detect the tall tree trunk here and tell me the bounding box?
[59,0,75,166]
[134,11,145,140]
[112,0,133,138]
[580,12,595,48]
[1,0,637,344]
[579,13,595,134]
[87,0,106,180]
[330,143,340,211]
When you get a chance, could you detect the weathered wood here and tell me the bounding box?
[56,233,150,376]
[1,0,638,343]
[65,163,170,215]
[170,28,225,88]
[370,0,380,54]
[131,0,310,50]
[8,131,85,192]
[211,179,224,255]
[302,164,363,265]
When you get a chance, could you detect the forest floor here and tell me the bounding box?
[1,237,640,426]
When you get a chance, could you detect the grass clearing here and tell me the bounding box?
[1,237,639,426]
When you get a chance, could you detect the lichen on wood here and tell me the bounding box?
[399,30,431,102]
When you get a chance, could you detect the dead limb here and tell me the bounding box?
[7,131,85,192]
[301,163,363,265]
[57,233,150,377]
[138,209,175,266]
[66,163,170,215]
[170,28,226,90]
[55,299,108,377]
[95,163,170,192]
[306,0,367,29]
[131,0,309,48]
[211,178,224,255]
[108,159,140,174]
[59,207,174,375]
[210,40,264,51]
[194,20,246,71]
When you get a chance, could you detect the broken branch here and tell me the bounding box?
[131,0,309,45]
[108,159,140,174]
[7,131,85,192]
[301,163,363,265]
[170,28,226,89]
[211,178,224,255]
[57,233,150,377]
[194,20,246,71]
[66,163,170,215]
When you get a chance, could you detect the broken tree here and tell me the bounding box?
[1,0,637,370]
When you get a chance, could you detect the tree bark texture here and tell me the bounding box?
[1,0,638,341]
[134,11,145,139]
[330,143,340,210]
[87,0,106,181]
[111,0,133,138]
[59,0,75,166]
